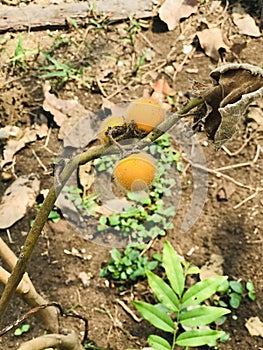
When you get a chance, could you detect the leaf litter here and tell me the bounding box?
[159,0,198,31]
[232,4,261,38]
[0,174,40,229]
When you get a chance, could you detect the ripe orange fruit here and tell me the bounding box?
[125,97,165,133]
[100,116,125,143]
[113,152,156,192]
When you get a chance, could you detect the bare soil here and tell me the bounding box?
[0,1,263,350]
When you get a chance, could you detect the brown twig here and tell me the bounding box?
[233,188,263,209]
[116,299,142,322]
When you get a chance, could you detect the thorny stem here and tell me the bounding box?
[0,97,204,326]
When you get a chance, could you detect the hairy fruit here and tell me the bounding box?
[113,152,156,192]
[100,116,125,143]
[125,97,165,133]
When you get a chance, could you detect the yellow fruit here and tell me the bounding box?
[125,97,165,133]
[100,116,125,143]
[113,152,156,192]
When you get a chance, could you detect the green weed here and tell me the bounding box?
[14,324,30,336]
[133,241,231,349]
[100,243,161,287]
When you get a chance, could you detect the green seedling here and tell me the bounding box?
[31,205,61,227]
[122,17,147,44]
[14,324,30,336]
[133,51,147,76]
[132,241,231,349]
[216,279,256,309]
[40,52,91,88]
[100,243,160,288]
[10,35,39,70]
[62,186,98,217]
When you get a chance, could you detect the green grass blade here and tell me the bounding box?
[132,301,175,333]
[146,271,179,312]
[182,276,228,306]
[163,241,185,296]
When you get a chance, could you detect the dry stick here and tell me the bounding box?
[0,97,204,325]
[0,238,59,332]
[233,188,263,210]
[17,331,84,350]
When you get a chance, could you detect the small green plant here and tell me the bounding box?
[216,279,256,309]
[14,324,30,336]
[40,52,91,88]
[63,186,98,217]
[132,241,231,349]
[10,35,39,70]
[31,205,61,227]
[100,243,160,287]
[122,17,147,44]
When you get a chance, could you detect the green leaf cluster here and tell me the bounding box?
[99,244,160,284]
[132,241,231,349]
[216,279,256,309]
[14,324,30,336]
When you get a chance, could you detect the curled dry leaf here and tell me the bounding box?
[196,63,263,148]
[0,126,37,168]
[0,174,40,229]
[78,162,95,197]
[197,27,230,61]
[159,0,198,31]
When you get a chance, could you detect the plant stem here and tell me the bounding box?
[0,97,204,326]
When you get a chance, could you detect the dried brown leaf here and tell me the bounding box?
[199,63,263,148]
[245,317,263,337]
[232,12,261,37]
[43,82,92,141]
[78,162,95,197]
[197,28,230,61]
[1,127,37,168]
[0,174,40,229]
[159,0,197,31]
[200,254,224,280]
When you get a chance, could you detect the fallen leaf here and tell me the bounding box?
[200,254,224,280]
[152,78,176,96]
[0,174,40,229]
[93,198,130,216]
[197,27,230,61]
[1,127,37,167]
[101,98,127,117]
[78,162,95,196]
[35,114,49,139]
[159,0,198,31]
[43,82,93,142]
[245,317,263,337]
[78,271,91,287]
[196,63,263,148]
[216,182,236,201]
[233,11,261,37]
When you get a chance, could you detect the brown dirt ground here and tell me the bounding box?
[0,1,263,350]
